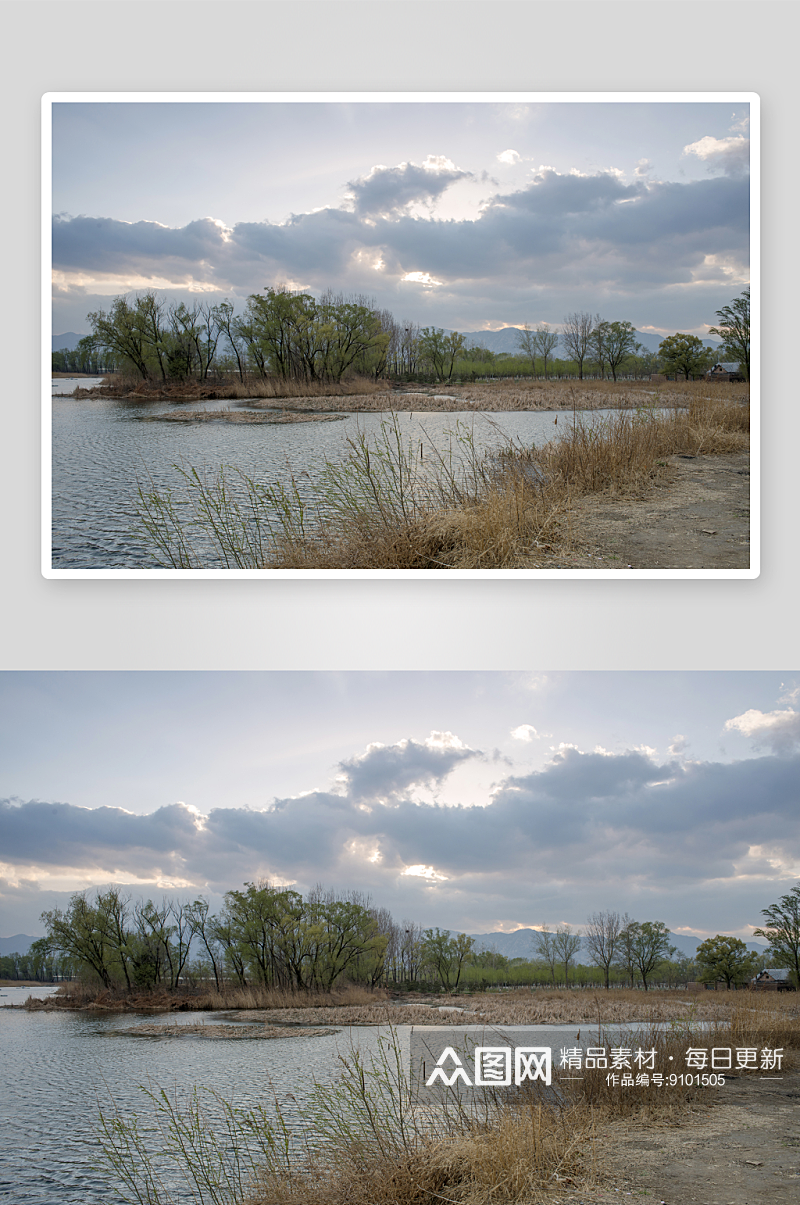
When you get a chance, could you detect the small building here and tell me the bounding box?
[706,362,746,383]
[751,968,795,991]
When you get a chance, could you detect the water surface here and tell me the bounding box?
[51,385,622,569]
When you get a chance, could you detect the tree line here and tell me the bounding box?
[21,875,794,995]
[55,287,749,386]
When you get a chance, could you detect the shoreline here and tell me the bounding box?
[55,376,747,414]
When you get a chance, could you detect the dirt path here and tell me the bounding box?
[563,1070,800,1205]
[536,452,750,570]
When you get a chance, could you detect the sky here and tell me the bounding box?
[1,670,796,942]
[51,97,751,340]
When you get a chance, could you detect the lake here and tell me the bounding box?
[1,988,640,1203]
[50,382,619,569]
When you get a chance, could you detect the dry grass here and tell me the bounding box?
[95,989,796,1205]
[526,390,749,498]
[271,378,749,413]
[221,986,789,1030]
[246,1100,596,1205]
[111,1022,334,1039]
[709,990,800,1063]
[139,409,347,424]
[270,466,566,571]
[268,394,749,570]
[244,994,797,1205]
[38,980,388,1012]
[66,374,749,414]
[68,373,387,402]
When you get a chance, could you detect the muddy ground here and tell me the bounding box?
[560,1070,800,1205]
[529,452,751,570]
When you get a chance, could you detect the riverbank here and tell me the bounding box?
[102,991,790,1205]
[518,450,750,570]
[60,374,748,413]
[261,394,749,570]
[22,985,788,1026]
[139,409,348,425]
[582,1070,800,1205]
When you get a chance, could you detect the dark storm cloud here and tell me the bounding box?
[346,158,472,216]
[52,168,749,306]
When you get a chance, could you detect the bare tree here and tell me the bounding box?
[532,927,558,985]
[552,924,582,987]
[516,323,538,373]
[533,324,559,379]
[401,920,424,983]
[584,911,628,989]
[561,312,597,380]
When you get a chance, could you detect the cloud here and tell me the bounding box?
[3,732,798,927]
[345,156,471,217]
[724,709,800,753]
[337,731,477,802]
[683,135,750,177]
[53,164,750,331]
[635,159,653,177]
[497,149,522,165]
[510,725,539,742]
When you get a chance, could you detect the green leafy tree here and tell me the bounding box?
[615,920,675,990]
[418,328,465,381]
[658,333,714,380]
[86,295,155,380]
[421,928,475,991]
[311,897,387,990]
[41,889,133,988]
[695,935,758,988]
[603,321,640,381]
[709,287,750,380]
[753,883,800,987]
[590,321,610,378]
[467,946,510,971]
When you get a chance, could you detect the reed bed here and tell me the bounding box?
[67,374,749,414]
[69,374,387,402]
[219,986,788,1029]
[139,409,346,424]
[111,1022,334,1040]
[135,393,749,569]
[96,993,797,1205]
[37,981,388,1012]
[251,378,748,413]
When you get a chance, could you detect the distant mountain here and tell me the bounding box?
[0,934,39,957]
[452,928,767,961]
[457,327,721,358]
[458,327,532,354]
[52,332,88,353]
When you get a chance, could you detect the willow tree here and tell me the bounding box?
[709,288,750,380]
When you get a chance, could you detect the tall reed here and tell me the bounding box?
[135,395,749,570]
